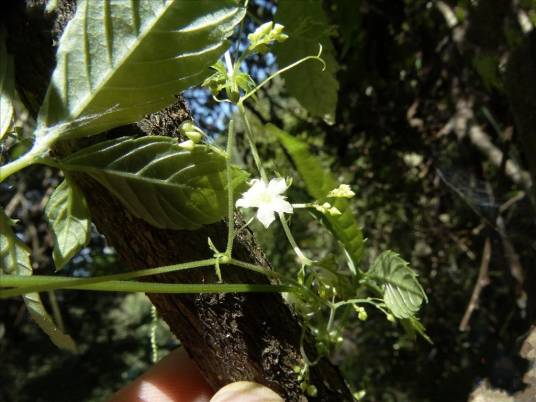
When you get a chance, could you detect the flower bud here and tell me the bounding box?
[328,206,342,216]
[248,21,288,54]
[179,120,204,143]
[327,184,355,199]
[178,139,195,151]
[306,385,318,397]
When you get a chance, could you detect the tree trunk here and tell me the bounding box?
[2,1,353,400]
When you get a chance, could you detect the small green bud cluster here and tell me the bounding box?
[202,60,255,103]
[178,120,205,150]
[247,22,288,54]
[202,22,289,103]
[313,201,341,216]
[328,329,344,345]
[353,305,368,321]
[327,184,355,199]
[293,363,317,397]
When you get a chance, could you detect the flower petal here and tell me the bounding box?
[236,179,266,208]
[248,179,266,193]
[267,178,287,195]
[236,196,252,208]
[256,206,276,228]
[271,197,293,214]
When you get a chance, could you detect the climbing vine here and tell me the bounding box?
[0,1,427,398]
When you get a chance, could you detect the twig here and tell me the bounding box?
[4,182,25,216]
[459,237,492,331]
[446,99,533,192]
[496,215,527,311]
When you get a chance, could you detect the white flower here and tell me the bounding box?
[236,178,293,228]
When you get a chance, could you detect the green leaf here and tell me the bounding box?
[273,0,339,123]
[369,251,427,319]
[36,0,245,140]
[61,136,248,230]
[0,30,15,141]
[271,124,364,267]
[400,317,432,343]
[202,61,228,95]
[0,209,30,276]
[45,174,91,271]
[0,208,76,352]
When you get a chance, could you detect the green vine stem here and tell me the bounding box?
[279,212,313,266]
[0,144,44,182]
[238,102,268,182]
[238,45,325,106]
[237,103,313,265]
[225,119,236,256]
[0,258,211,298]
[0,256,280,298]
[0,276,294,296]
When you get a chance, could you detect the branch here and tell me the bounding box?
[459,237,491,331]
[441,98,532,192]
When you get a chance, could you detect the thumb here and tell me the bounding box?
[210,381,283,402]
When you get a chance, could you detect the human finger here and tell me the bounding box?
[108,348,213,402]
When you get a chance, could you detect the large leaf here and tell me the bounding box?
[0,208,76,351]
[271,124,364,267]
[273,0,339,123]
[36,0,245,140]
[0,30,15,141]
[369,251,427,319]
[45,174,91,270]
[61,136,248,230]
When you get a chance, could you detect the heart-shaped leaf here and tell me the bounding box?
[37,0,245,140]
[369,251,427,319]
[61,136,248,230]
[45,174,91,271]
[0,208,76,352]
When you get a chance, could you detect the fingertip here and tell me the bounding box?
[108,348,213,402]
[210,381,283,402]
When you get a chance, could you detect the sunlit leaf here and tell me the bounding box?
[45,174,91,271]
[0,208,76,352]
[369,251,427,319]
[61,136,248,230]
[274,0,339,123]
[36,0,245,140]
[272,124,364,267]
[0,30,15,141]
[0,209,29,276]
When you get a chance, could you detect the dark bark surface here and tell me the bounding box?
[2,1,353,400]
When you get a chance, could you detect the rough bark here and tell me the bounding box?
[2,1,353,400]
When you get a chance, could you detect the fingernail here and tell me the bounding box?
[210,381,284,402]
